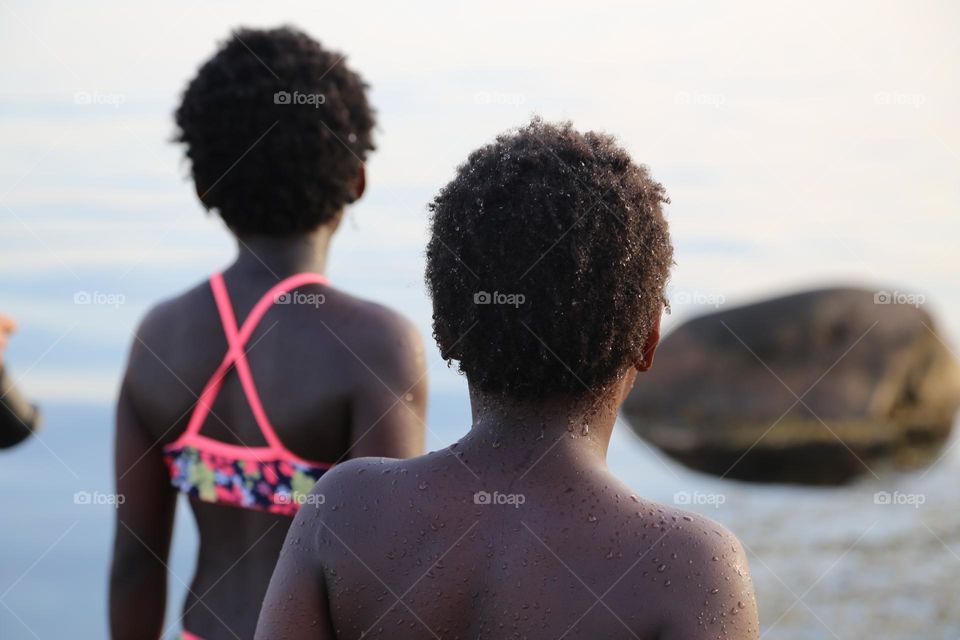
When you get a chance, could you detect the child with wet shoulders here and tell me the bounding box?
[257,119,759,639]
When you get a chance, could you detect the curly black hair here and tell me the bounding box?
[426,119,673,400]
[175,26,375,236]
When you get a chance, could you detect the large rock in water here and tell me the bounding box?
[622,287,960,485]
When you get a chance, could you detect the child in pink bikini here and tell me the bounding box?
[109,27,427,640]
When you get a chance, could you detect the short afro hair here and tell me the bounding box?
[175,26,375,236]
[426,119,673,401]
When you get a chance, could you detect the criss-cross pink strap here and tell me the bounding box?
[179,271,330,452]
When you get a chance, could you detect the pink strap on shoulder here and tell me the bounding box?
[181,271,330,452]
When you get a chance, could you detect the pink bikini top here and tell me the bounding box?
[162,272,334,516]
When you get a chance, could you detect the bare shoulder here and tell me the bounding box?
[298,452,440,522]
[321,288,426,381]
[123,282,219,414]
[625,499,760,639]
[135,279,216,344]
[326,290,424,354]
[311,456,397,499]
[292,456,409,547]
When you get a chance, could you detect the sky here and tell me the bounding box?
[1,0,958,403]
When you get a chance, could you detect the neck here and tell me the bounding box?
[232,225,335,279]
[458,386,624,472]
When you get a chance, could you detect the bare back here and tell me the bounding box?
[111,267,427,640]
[258,431,760,639]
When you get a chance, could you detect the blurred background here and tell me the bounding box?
[1,1,958,637]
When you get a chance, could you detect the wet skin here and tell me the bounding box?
[110,228,428,640]
[257,374,761,639]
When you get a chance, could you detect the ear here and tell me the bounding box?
[350,163,366,202]
[635,311,662,373]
